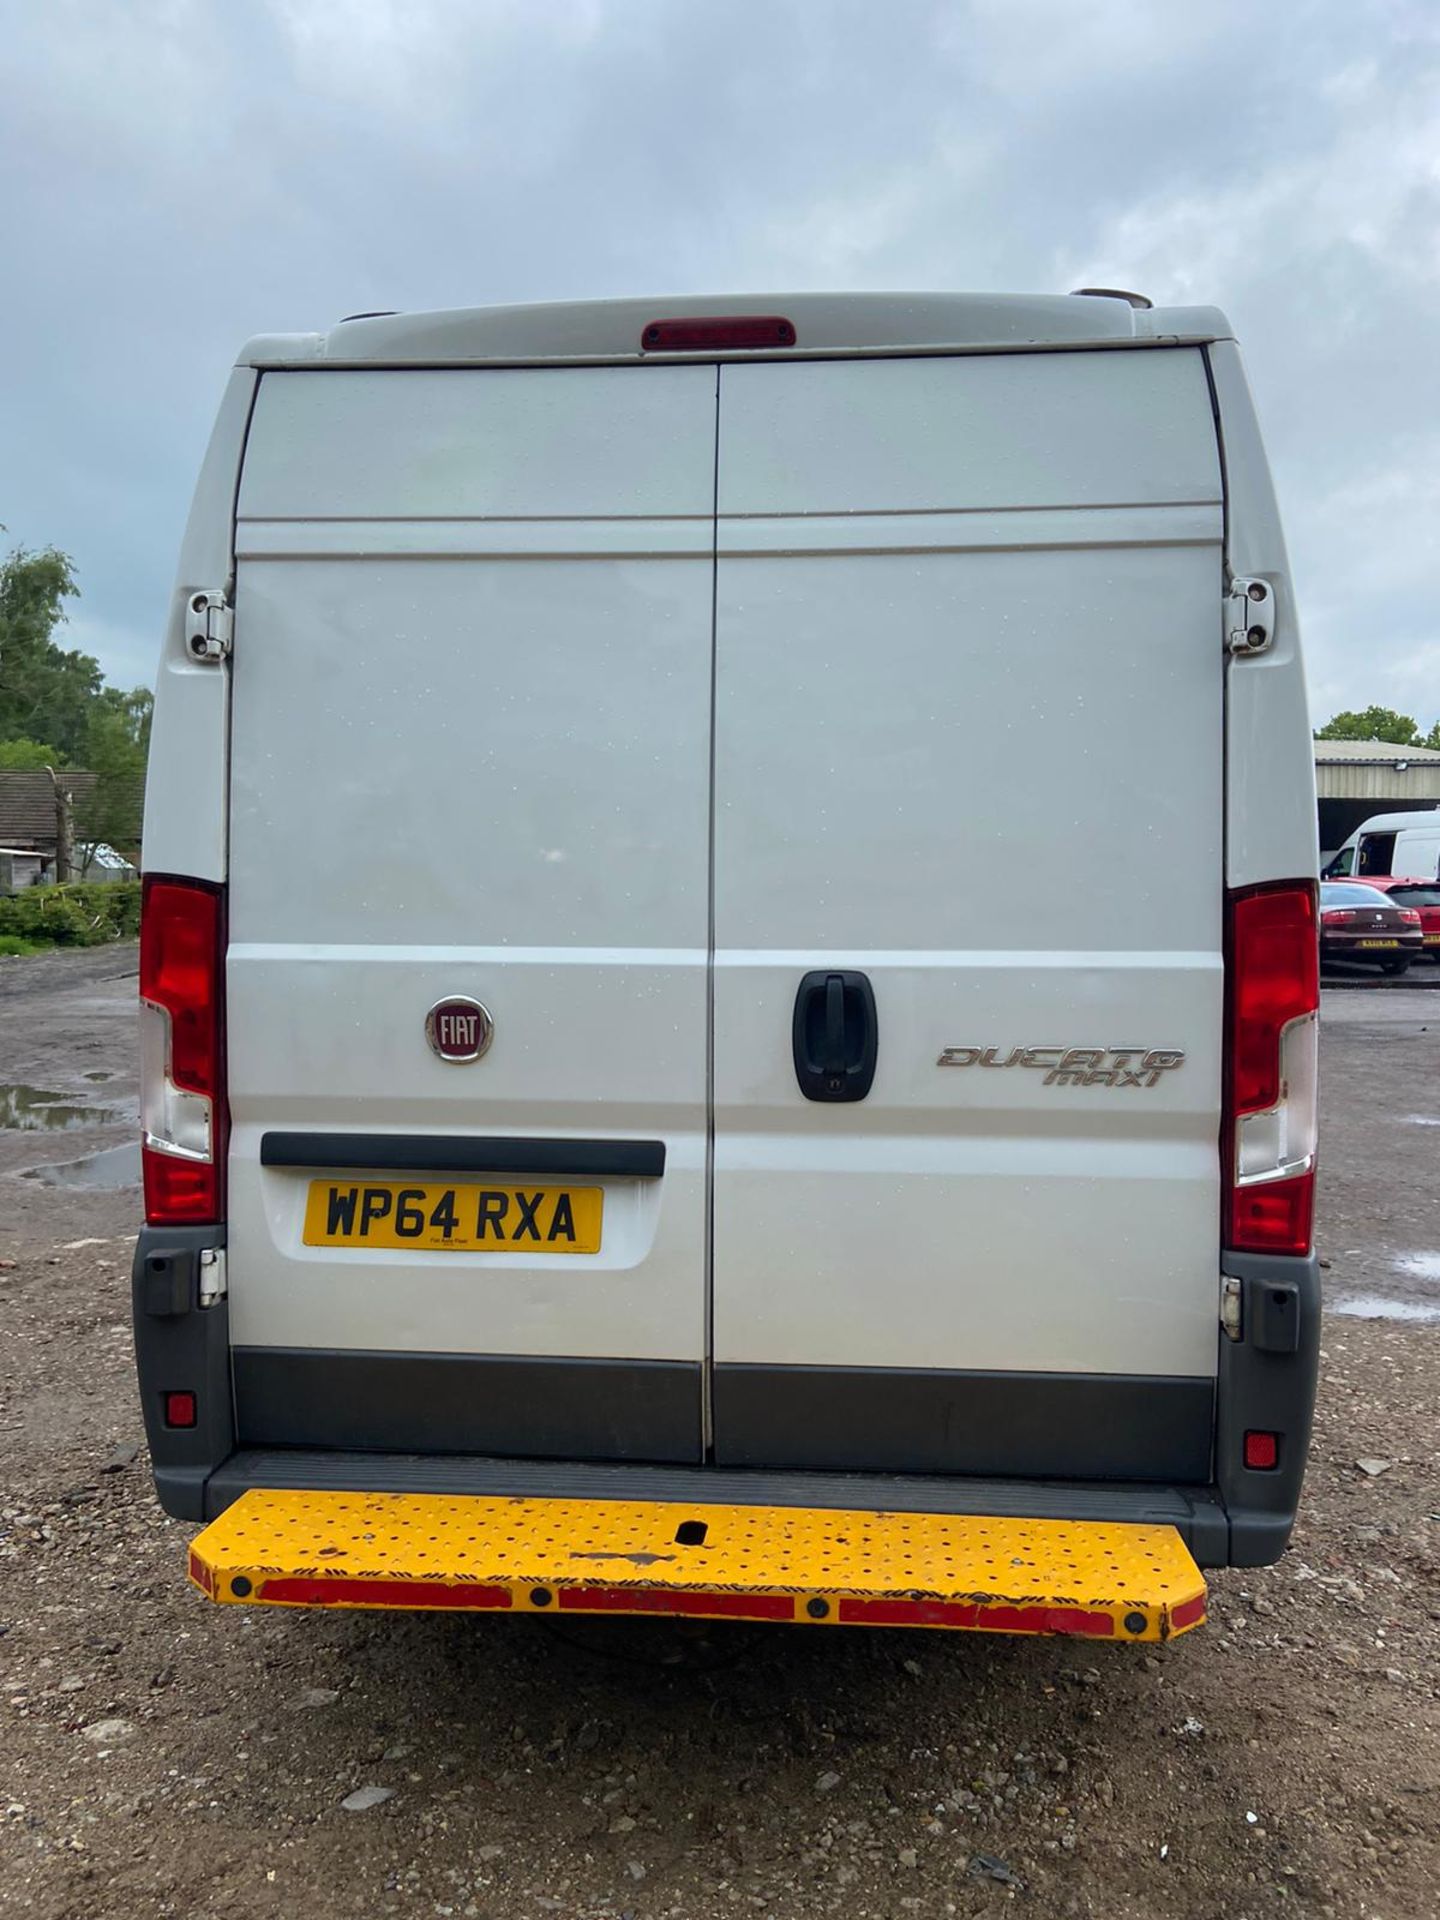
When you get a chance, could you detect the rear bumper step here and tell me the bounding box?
[188,1489,1207,1640]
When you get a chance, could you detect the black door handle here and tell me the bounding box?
[793,970,878,1102]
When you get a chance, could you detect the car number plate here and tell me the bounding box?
[1357,938,1398,949]
[303,1180,602,1253]
[1425,934,1440,945]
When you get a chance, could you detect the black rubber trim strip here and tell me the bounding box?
[230,1347,1212,1487]
[711,1363,1215,1484]
[232,1348,701,1463]
[206,1448,1231,1565]
[258,1133,666,1177]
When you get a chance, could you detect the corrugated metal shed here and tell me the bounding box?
[1314,739,1440,802]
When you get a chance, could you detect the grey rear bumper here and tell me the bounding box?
[133,1229,1320,1569]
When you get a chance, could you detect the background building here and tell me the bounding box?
[1314,739,1440,862]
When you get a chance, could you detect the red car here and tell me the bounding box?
[1318,881,1425,975]
[1352,876,1440,961]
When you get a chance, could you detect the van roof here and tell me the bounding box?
[237,292,1235,369]
[1351,809,1440,830]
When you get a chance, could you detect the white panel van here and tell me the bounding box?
[133,294,1321,1628]
[1324,808,1440,880]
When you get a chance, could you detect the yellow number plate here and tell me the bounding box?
[1357,938,1398,949]
[303,1180,602,1254]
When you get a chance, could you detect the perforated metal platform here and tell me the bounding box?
[188,1489,1207,1640]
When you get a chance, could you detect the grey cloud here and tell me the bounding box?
[1,0,1436,723]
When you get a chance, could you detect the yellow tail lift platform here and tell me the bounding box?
[188,1491,1207,1641]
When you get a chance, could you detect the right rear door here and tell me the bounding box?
[709,349,1227,1480]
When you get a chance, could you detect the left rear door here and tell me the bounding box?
[225,364,718,1462]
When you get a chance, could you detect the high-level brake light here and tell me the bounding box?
[1224,884,1319,1256]
[640,316,797,352]
[140,877,226,1224]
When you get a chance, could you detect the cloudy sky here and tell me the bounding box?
[2,0,1437,728]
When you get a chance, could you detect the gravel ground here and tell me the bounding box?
[1,946,1437,1920]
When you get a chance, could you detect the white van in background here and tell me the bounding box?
[134,293,1320,1640]
[1325,808,1440,880]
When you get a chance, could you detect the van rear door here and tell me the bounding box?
[709,350,1226,1481]
[225,365,717,1462]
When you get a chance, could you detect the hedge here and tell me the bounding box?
[0,880,141,947]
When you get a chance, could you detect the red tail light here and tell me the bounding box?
[1399,908,1422,926]
[1225,883,1318,1256]
[140,877,226,1224]
[1321,909,1355,925]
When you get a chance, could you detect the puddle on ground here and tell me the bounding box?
[1404,1115,1440,1127]
[1394,1251,1440,1283]
[1331,1294,1440,1324]
[24,1141,141,1189]
[83,1071,113,1084]
[0,1084,126,1131]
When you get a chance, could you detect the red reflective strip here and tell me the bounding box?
[188,1550,214,1594]
[1169,1593,1207,1631]
[837,1597,1116,1636]
[253,1576,511,1610]
[558,1586,795,1622]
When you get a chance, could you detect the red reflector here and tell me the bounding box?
[164,1390,197,1429]
[1170,1592,1207,1631]
[641,315,797,352]
[1244,1430,1280,1471]
[1227,1168,1315,1258]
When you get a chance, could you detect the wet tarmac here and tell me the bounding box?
[1318,982,1440,1322]
[22,1139,141,1190]
[0,1082,126,1131]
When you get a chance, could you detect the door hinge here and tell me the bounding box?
[197,1247,228,1308]
[1220,1274,1243,1341]
[185,590,233,663]
[1226,577,1274,656]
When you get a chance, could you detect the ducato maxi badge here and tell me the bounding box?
[936,1045,1185,1088]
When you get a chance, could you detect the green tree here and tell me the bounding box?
[0,538,154,868]
[0,736,64,769]
[0,541,96,759]
[1314,706,1421,746]
[1425,720,1440,753]
[74,688,152,869]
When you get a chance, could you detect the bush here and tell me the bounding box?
[0,880,141,947]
